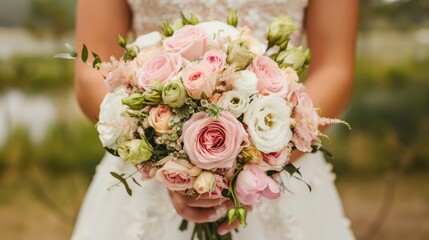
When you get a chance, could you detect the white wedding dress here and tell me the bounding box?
[71,0,355,239]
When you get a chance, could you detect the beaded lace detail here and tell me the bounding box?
[127,0,309,45]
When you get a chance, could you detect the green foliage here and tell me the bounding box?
[0,56,74,94]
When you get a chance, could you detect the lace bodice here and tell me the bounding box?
[127,0,309,45]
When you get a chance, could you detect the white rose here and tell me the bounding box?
[221,90,249,118]
[243,95,292,153]
[97,88,128,149]
[129,32,162,50]
[233,70,259,95]
[198,21,239,47]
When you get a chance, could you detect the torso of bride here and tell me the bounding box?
[126,0,309,45]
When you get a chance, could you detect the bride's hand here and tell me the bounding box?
[168,190,241,235]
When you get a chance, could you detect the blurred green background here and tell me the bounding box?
[0,0,428,239]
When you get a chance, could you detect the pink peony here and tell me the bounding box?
[291,87,320,152]
[181,62,216,99]
[137,52,183,90]
[250,55,289,98]
[139,164,157,181]
[163,25,208,61]
[155,156,202,191]
[202,48,227,73]
[235,164,280,206]
[180,111,249,170]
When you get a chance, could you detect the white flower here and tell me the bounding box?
[243,95,292,153]
[233,70,259,95]
[221,90,249,118]
[198,21,239,47]
[129,32,162,50]
[97,88,128,149]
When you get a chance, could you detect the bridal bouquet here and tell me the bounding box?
[65,10,348,240]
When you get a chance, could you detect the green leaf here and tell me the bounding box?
[110,172,132,196]
[53,53,76,60]
[132,177,142,187]
[293,176,312,192]
[117,34,127,48]
[283,163,302,177]
[178,219,188,231]
[104,147,120,157]
[92,52,102,69]
[319,147,334,159]
[81,44,88,62]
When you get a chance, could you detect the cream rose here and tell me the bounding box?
[129,31,162,51]
[97,88,128,149]
[243,95,293,153]
[194,171,217,194]
[148,105,173,135]
[156,156,202,191]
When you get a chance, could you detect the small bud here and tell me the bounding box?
[180,11,191,25]
[122,93,145,110]
[161,21,174,37]
[276,46,309,71]
[227,9,238,28]
[227,208,238,225]
[265,15,297,48]
[117,34,127,48]
[238,207,247,226]
[189,13,200,25]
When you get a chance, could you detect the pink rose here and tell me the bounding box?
[259,148,290,171]
[203,48,227,73]
[137,52,184,90]
[181,62,216,99]
[163,25,208,61]
[156,156,202,191]
[181,111,250,170]
[292,87,320,152]
[235,164,280,206]
[148,105,173,135]
[250,55,289,98]
[139,164,157,181]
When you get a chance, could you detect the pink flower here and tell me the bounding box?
[155,156,202,191]
[203,48,227,73]
[181,111,250,170]
[163,25,208,61]
[292,87,320,152]
[235,164,280,206]
[208,175,229,198]
[139,164,157,181]
[148,105,173,135]
[250,55,289,98]
[259,148,290,171]
[137,52,183,90]
[181,62,216,99]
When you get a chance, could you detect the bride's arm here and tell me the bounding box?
[290,0,359,162]
[74,0,131,123]
[304,0,360,120]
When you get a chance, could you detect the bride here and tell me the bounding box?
[72,0,359,239]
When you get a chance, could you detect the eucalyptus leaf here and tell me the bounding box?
[81,44,88,62]
[110,172,133,196]
[53,53,76,60]
[104,147,119,157]
[293,176,312,192]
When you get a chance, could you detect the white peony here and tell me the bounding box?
[243,95,292,153]
[129,31,162,50]
[233,70,259,96]
[221,90,249,118]
[198,21,239,46]
[97,88,128,149]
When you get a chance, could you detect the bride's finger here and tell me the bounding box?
[185,197,228,208]
[169,191,228,223]
[217,219,240,235]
